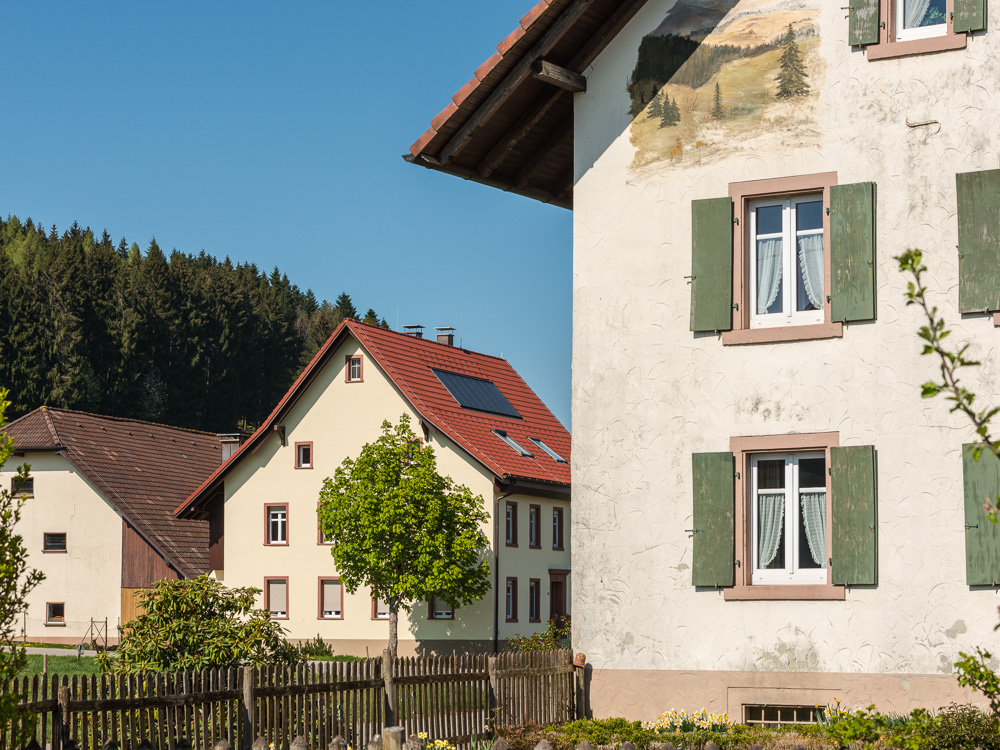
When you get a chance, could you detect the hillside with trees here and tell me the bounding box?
[0,215,387,432]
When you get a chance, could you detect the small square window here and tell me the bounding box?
[429,595,454,620]
[320,579,342,619]
[43,533,67,552]
[295,442,313,469]
[266,505,288,545]
[12,476,33,497]
[373,598,390,620]
[46,602,65,624]
[346,355,363,382]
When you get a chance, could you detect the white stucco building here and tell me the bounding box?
[408,0,1000,721]
[177,320,572,656]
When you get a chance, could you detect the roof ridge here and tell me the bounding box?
[39,406,61,445]
[351,319,513,363]
[38,406,218,437]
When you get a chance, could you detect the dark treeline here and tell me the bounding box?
[0,215,388,432]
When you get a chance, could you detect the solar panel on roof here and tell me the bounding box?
[432,369,522,419]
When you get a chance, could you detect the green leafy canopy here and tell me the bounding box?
[317,414,491,613]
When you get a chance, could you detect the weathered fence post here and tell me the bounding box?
[57,685,71,750]
[382,650,397,728]
[383,726,404,750]
[330,736,349,750]
[242,666,255,750]
[404,735,422,750]
[487,656,498,727]
[572,654,586,720]
[290,737,308,750]
[366,734,382,750]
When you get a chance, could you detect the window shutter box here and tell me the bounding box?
[954,0,987,33]
[963,444,1000,585]
[849,0,881,46]
[690,197,733,333]
[956,170,1000,313]
[831,182,877,323]
[691,451,735,587]
[831,445,877,585]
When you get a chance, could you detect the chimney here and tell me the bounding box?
[218,433,249,463]
[402,324,424,339]
[435,326,456,346]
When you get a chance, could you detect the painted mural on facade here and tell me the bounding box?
[628,0,822,169]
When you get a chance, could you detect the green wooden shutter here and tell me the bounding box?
[849,0,881,45]
[956,170,1000,313]
[963,444,1000,585]
[831,182,877,323]
[831,445,877,585]
[690,197,733,333]
[954,0,987,33]
[691,452,734,587]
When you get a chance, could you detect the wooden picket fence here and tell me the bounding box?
[6,650,579,750]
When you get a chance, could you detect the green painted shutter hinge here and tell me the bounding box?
[880,21,886,27]
[826,295,832,302]
[732,302,739,310]
[966,523,979,530]
[733,217,740,225]
[735,471,741,479]
[828,467,833,475]
[828,557,833,567]
[685,528,703,535]
[826,206,831,215]
[735,559,741,567]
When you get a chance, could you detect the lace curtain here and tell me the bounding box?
[800,491,827,567]
[757,493,785,568]
[904,0,932,27]
[796,234,824,310]
[756,238,783,314]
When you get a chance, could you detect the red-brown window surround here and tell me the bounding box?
[724,172,843,346]
[264,503,289,546]
[371,597,390,620]
[317,577,344,620]
[725,431,845,601]
[505,501,518,547]
[866,0,967,60]
[552,508,565,551]
[528,578,541,623]
[505,577,518,623]
[42,532,67,553]
[345,355,364,383]
[529,504,541,549]
[265,576,290,619]
[295,441,313,469]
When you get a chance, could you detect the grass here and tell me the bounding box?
[16,654,102,679]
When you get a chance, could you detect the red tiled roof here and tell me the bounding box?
[4,407,219,578]
[177,320,570,517]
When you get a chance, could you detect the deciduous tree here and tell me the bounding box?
[317,414,491,659]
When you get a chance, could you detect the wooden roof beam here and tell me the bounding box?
[531,60,587,93]
[437,0,593,166]
[514,115,573,189]
[476,89,567,179]
[567,0,650,71]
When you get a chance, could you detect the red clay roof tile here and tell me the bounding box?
[431,103,459,131]
[519,0,552,29]
[475,52,504,81]
[452,76,481,108]
[497,26,527,55]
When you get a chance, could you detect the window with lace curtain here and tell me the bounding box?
[895,0,947,39]
[748,196,824,329]
[750,452,827,585]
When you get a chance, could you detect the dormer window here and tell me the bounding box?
[492,429,533,457]
[528,437,567,463]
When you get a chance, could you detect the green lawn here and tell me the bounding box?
[16,654,102,679]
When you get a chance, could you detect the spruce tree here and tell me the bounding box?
[659,93,680,128]
[648,90,664,119]
[711,82,724,120]
[776,24,810,99]
[334,292,357,320]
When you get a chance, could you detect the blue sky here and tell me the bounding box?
[0,2,572,428]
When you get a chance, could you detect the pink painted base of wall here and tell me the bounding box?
[588,668,982,720]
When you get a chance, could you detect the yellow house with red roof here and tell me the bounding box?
[177,320,571,654]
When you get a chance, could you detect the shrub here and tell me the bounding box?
[922,703,1000,750]
[506,616,571,653]
[297,634,334,660]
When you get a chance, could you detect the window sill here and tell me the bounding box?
[724,585,845,601]
[294,466,314,470]
[866,33,966,60]
[42,550,68,554]
[45,622,66,627]
[722,322,843,346]
[319,615,344,620]
[264,543,289,547]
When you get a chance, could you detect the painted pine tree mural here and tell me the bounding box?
[775,23,810,99]
[711,82,724,119]
[658,93,680,128]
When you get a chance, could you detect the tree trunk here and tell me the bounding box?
[388,600,398,661]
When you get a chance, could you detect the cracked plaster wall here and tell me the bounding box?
[571,0,1000,678]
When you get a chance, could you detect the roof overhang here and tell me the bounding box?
[406,0,650,210]
[497,474,571,500]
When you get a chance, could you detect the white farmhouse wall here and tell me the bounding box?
[1,452,122,643]
[571,0,1000,717]
[222,336,569,654]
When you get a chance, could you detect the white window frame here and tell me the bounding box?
[505,578,517,621]
[429,595,453,619]
[268,507,287,544]
[266,579,288,618]
[349,357,362,381]
[321,579,342,619]
[750,452,828,585]
[528,437,567,463]
[493,429,533,457]
[895,0,948,40]
[374,598,390,620]
[552,508,564,550]
[529,505,539,547]
[297,443,312,468]
[748,195,824,329]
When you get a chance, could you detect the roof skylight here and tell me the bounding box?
[433,369,522,418]
[528,437,567,463]
[492,429,533,457]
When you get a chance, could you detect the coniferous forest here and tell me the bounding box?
[0,215,388,432]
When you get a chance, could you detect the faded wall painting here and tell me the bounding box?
[627,0,822,169]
